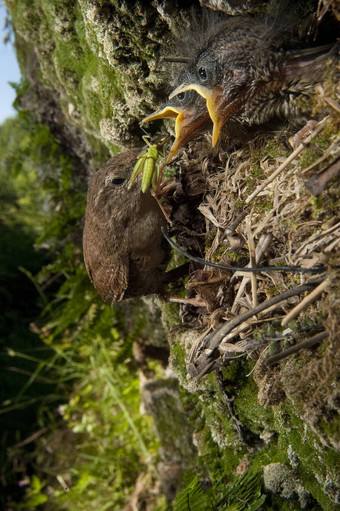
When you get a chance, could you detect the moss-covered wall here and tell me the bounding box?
[7,0,193,154]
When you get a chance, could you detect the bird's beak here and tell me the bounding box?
[169,83,224,147]
[142,105,209,164]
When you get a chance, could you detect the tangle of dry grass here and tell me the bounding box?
[169,106,339,381]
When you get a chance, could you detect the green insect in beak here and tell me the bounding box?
[128,136,168,193]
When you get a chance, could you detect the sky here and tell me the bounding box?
[0,2,21,124]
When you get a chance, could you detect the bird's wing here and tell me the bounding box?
[282,43,338,79]
[105,257,129,304]
[86,255,129,304]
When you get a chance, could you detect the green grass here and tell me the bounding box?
[0,114,165,510]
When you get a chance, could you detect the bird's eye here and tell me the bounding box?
[198,66,207,81]
[110,177,126,185]
[177,92,186,101]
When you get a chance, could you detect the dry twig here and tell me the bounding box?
[266,331,329,366]
[245,117,329,205]
[246,216,258,308]
[305,157,340,196]
[281,278,330,326]
[191,277,325,379]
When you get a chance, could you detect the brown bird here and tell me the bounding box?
[143,89,211,164]
[169,16,339,147]
[83,150,171,304]
[145,15,338,159]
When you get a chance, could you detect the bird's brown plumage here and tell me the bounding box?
[83,150,170,304]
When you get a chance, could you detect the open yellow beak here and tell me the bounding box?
[142,106,184,163]
[142,104,209,164]
[169,83,224,147]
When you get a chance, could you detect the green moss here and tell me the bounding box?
[311,195,328,217]
[251,136,289,162]
[7,0,178,152]
[226,250,243,262]
[274,407,340,510]
[246,162,266,187]
[160,301,181,333]
[234,373,274,433]
[172,348,339,509]
[318,415,340,445]
[264,139,290,159]
[255,198,275,212]
[204,229,217,252]
[198,426,246,477]
[80,58,119,128]
[281,217,300,231]
[300,120,339,170]
[299,145,324,169]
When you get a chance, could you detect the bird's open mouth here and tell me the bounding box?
[169,83,225,147]
[142,105,209,164]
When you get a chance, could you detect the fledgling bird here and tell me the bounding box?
[83,150,171,304]
[145,15,338,158]
[169,15,339,147]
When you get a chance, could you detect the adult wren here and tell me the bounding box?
[83,150,171,304]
